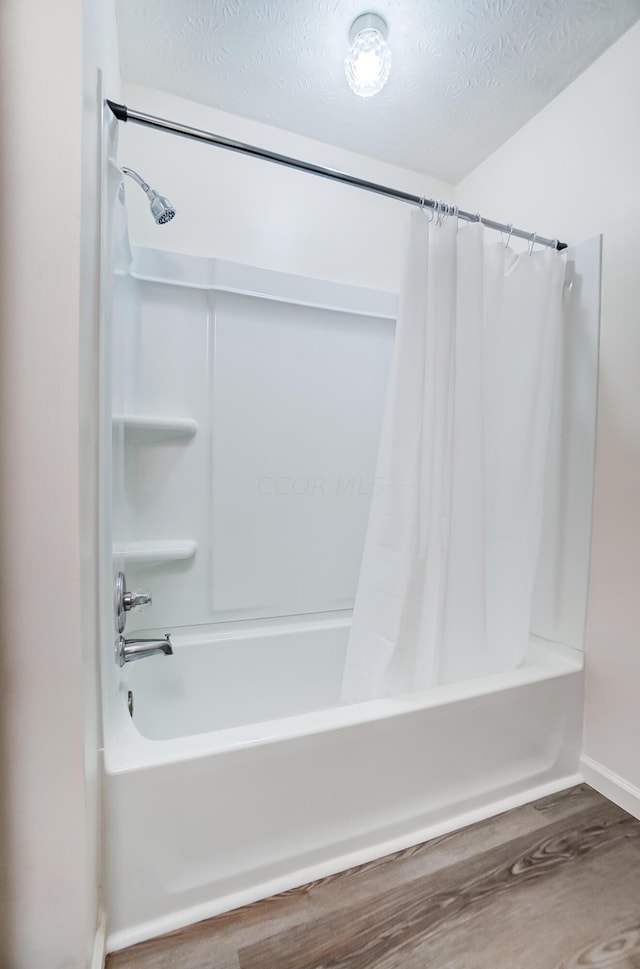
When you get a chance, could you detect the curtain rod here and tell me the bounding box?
[106,100,567,252]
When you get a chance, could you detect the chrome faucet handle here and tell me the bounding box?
[123,589,152,612]
[115,571,152,633]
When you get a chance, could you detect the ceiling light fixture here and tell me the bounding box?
[344,13,392,99]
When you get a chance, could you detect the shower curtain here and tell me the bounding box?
[102,113,135,593]
[342,210,566,701]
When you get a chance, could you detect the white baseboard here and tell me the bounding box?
[107,771,582,952]
[581,755,640,821]
[91,909,107,969]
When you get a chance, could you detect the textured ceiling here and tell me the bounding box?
[116,0,640,182]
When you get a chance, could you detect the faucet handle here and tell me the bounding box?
[115,571,152,633]
[123,589,152,612]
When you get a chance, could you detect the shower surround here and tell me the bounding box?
[101,215,599,947]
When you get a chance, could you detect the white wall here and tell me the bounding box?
[0,0,118,966]
[457,22,640,799]
[119,84,454,292]
[0,1,87,965]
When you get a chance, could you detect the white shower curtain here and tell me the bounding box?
[103,114,135,584]
[342,210,566,701]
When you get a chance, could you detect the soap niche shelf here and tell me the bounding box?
[113,414,198,443]
[113,414,198,569]
[113,540,198,566]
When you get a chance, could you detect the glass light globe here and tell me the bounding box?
[345,26,392,98]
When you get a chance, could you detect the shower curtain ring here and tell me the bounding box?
[420,196,434,222]
[504,224,513,248]
[528,232,538,255]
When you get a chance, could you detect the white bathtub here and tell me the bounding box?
[104,617,583,951]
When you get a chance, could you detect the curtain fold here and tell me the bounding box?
[103,115,134,576]
[342,212,565,701]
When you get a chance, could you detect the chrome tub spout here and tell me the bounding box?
[115,633,173,667]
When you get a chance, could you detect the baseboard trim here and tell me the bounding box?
[581,755,640,821]
[107,770,582,952]
[91,909,107,969]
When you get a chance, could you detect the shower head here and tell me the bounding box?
[147,190,176,225]
[121,167,176,225]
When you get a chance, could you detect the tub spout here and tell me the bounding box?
[115,633,173,667]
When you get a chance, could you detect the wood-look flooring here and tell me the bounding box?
[107,785,640,969]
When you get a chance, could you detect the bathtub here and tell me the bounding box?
[104,617,583,951]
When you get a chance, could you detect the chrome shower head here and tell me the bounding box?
[147,190,176,225]
[121,167,176,225]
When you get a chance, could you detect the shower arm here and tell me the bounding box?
[121,167,151,194]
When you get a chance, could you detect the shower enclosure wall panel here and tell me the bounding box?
[116,246,396,636]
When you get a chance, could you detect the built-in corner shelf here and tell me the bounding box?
[113,540,198,566]
[112,414,198,443]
